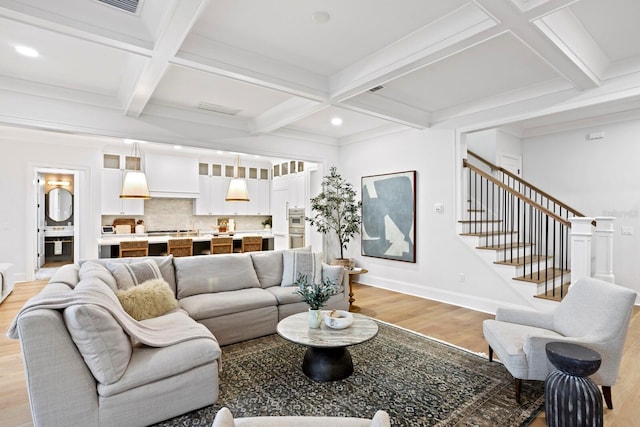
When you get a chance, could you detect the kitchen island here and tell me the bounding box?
[98,231,274,258]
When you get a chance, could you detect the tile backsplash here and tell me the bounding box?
[102,198,270,233]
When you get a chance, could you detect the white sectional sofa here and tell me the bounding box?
[11,249,350,427]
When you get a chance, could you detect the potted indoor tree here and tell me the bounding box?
[307,166,362,268]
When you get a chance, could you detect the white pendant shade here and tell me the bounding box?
[120,170,151,199]
[225,178,250,201]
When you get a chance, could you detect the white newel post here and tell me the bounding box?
[593,217,615,283]
[569,217,594,286]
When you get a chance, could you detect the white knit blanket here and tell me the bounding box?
[7,277,217,348]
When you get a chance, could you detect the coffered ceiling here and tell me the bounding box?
[1,0,640,147]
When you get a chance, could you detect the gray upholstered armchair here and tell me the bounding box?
[483,277,636,409]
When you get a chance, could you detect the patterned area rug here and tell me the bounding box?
[153,322,544,426]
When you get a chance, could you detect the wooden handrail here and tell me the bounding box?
[463,160,571,227]
[467,150,589,219]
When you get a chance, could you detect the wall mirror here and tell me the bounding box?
[48,188,73,222]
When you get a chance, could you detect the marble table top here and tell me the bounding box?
[277,312,378,348]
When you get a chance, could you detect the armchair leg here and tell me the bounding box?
[602,386,613,409]
[488,346,493,362]
[515,378,522,404]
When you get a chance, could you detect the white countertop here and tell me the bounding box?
[98,231,273,246]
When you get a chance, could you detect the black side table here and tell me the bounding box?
[545,342,603,427]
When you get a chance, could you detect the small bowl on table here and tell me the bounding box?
[324,310,353,329]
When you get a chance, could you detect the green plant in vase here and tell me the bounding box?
[307,166,361,267]
[294,273,338,328]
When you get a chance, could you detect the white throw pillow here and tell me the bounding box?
[322,263,345,289]
[281,251,322,287]
[107,259,162,291]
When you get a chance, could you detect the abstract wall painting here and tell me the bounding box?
[361,170,416,263]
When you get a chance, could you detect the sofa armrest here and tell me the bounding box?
[495,307,554,329]
[17,309,99,427]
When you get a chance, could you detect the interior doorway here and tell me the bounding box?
[34,168,80,280]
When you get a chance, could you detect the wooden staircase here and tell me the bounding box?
[459,211,570,301]
[460,151,589,301]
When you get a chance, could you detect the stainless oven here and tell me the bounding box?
[288,207,305,230]
[288,207,305,248]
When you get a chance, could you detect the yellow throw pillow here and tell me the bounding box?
[116,278,179,321]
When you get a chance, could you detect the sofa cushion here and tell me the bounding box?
[265,286,304,305]
[79,261,118,293]
[322,263,345,287]
[212,407,235,427]
[179,288,277,320]
[97,311,221,397]
[88,256,177,295]
[116,279,179,321]
[63,303,132,385]
[281,251,322,287]
[49,263,81,289]
[175,254,261,298]
[107,259,162,291]
[250,250,284,288]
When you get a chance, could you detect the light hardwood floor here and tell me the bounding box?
[1,280,638,426]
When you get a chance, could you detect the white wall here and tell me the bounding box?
[339,128,536,313]
[522,119,640,297]
[0,130,104,281]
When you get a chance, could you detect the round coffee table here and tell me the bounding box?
[277,312,378,382]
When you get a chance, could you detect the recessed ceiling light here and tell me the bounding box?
[311,11,330,24]
[174,145,182,150]
[15,45,39,58]
[331,117,343,126]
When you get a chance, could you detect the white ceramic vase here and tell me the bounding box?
[308,308,322,329]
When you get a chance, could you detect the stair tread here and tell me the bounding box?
[494,255,552,266]
[458,219,503,224]
[460,230,516,237]
[477,242,533,250]
[534,283,571,302]
[513,268,571,284]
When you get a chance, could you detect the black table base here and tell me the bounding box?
[545,342,603,427]
[302,346,353,382]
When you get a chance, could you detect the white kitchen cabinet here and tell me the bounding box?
[195,163,270,216]
[101,169,144,215]
[145,153,199,198]
[193,175,214,215]
[288,172,306,208]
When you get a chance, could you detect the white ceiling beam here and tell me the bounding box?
[329,3,498,103]
[251,98,328,135]
[0,3,153,54]
[474,0,599,90]
[533,8,609,82]
[176,35,328,101]
[123,0,210,117]
[340,93,430,129]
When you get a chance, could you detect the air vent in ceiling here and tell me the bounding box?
[197,102,242,116]
[369,85,385,92]
[97,0,139,14]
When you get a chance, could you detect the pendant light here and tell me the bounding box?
[225,155,250,202]
[120,142,151,199]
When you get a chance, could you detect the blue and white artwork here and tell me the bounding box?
[361,171,416,262]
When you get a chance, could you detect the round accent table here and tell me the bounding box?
[545,342,603,427]
[277,312,378,382]
[347,268,368,312]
